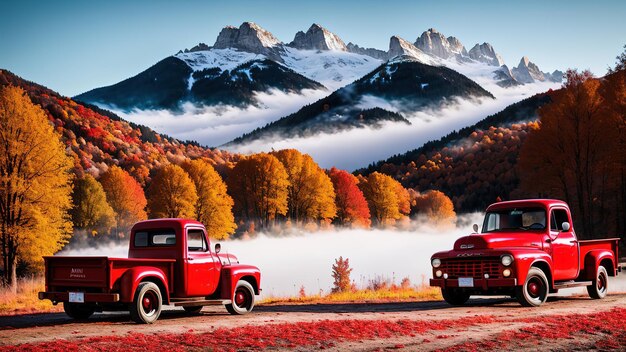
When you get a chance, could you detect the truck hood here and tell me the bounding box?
[217,253,239,265]
[454,233,543,250]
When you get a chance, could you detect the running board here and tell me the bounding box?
[173,299,231,307]
[554,281,592,289]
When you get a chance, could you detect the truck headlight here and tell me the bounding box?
[503,269,511,277]
[435,270,442,277]
[431,258,441,268]
[501,255,514,267]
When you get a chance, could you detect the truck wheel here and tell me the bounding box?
[441,288,470,306]
[130,282,162,324]
[225,280,255,315]
[587,266,608,299]
[63,302,95,320]
[183,306,203,314]
[516,267,549,307]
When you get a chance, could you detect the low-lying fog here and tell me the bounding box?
[58,213,625,298]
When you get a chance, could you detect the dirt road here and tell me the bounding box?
[1,294,626,351]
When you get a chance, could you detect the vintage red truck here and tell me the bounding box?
[39,219,261,323]
[430,199,623,307]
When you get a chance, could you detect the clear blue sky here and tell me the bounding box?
[1,0,624,96]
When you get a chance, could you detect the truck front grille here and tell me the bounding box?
[440,258,501,279]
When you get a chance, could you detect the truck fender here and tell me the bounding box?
[120,266,170,304]
[513,252,554,288]
[217,264,261,300]
[581,250,615,280]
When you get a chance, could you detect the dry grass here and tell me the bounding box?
[260,285,442,305]
[0,276,61,315]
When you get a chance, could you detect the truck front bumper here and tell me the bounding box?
[38,291,120,303]
[430,278,517,289]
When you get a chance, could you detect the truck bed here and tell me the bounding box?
[43,256,175,297]
[578,238,621,277]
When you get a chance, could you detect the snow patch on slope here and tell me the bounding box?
[280,47,383,90]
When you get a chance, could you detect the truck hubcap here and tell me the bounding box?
[527,278,543,298]
[598,273,607,292]
[142,291,158,315]
[234,288,250,308]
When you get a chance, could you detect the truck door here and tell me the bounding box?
[549,208,579,281]
[185,228,221,297]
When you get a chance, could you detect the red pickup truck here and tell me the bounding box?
[430,199,622,307]
[39,219,261,323]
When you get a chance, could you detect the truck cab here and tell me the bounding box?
[430,199,621,306]
[39,219,261,323]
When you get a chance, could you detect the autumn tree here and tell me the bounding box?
[71,174,115,235]
[148,164,198,219]
[271,149,336,224]
[331,256,353,293]
[182,159,236,239]
[227,153,289,230]
[328,167,370,228]
[411,190,456,226]
[602,59,626,236]
[358,172,410,226]
[0,86,73,292]
[100,165,147,237]
[518,70,621,238]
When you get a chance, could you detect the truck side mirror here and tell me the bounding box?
[561,222,571,232]
[472,224,479,233]
[214,243,221,254]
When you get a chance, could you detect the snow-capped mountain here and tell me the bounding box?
[227,55,494,145]
[74,21,563,148]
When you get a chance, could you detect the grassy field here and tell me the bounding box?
[0,277,61,316]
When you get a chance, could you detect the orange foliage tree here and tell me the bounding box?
[148,164,198,219]
[182,159,236,239]
[227,153,289,230]
[518,70,622,238]
[358,172,410,226]
[271,149,336,224]
[331,256,353,293]
[328,167,371,228]
[99,165,147,237]
[411,190,456,226]
[0,86,73,291]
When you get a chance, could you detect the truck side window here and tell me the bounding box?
[550,212,558,231]
[187,229,207,252]
[553,209,570,231]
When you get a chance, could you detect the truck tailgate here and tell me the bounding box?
[44,256,111,289]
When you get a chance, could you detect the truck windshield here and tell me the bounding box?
[482,208,546,233]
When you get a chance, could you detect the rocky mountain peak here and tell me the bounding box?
[415,29,467,59]
[213,22,281,54]
[389,36,435,64]
[468,43,504,66]
[512,56,545,83]
[288,23,347,51]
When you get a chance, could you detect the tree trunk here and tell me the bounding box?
[7,252,17,294]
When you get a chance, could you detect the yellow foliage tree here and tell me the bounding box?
[227,153,289,229]
[71,174,116,235]
[358,172,409,226]
[0,86,73,291]
[148,164,198,219]
[99,165,147,237]
[271,149,336,224]
[182,159,236,239]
